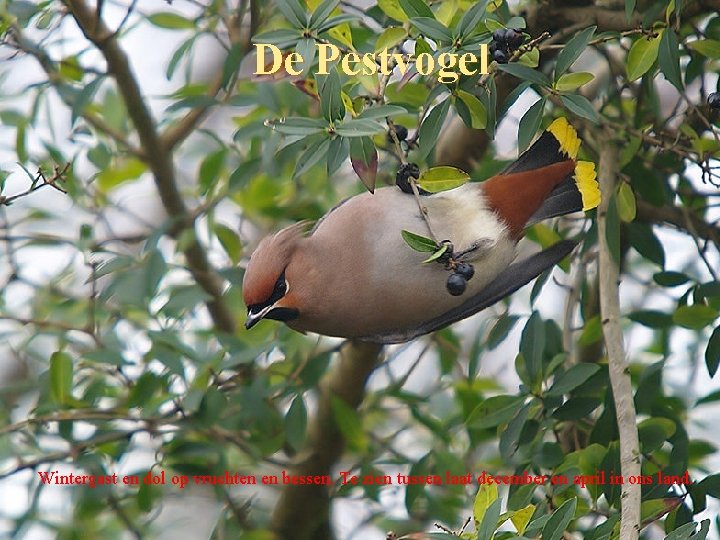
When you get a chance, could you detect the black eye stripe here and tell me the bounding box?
[248,270,288,313]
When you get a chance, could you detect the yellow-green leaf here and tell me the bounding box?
[473,483,498,525]
[375,27,407,52]
[689,39,720,59]
[627,32,662,81]
[378,0,408,22]
[457,90,487,129]
[214,224,242,264]
[511,504,535,534]
[50,351,73,406]
[417,166,470,193]
[673,305,718,329]
[97,158,147,191]
[555,71,595,92]
[617,182,636,222]
[518,47,539,68]
[328,23,354,49]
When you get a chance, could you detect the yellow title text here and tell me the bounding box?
[255,43,489,83]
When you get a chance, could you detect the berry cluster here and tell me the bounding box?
[437,241,475,296]
[490,28,525,64]
[709,92,720,110]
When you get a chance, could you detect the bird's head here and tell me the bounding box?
[242,223,307,330]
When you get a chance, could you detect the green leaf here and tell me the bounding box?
[673,305,718,330]
[455,0,489,39]
[487,315,520,350]
[266,117,327,136]
[422,244,448,263]
[653,271,689,287]
[659,28,683,91]
[50,351,73,406]
[401,230,437,252]
[97,158,147,191]
[473,483,498,525]
[628,222,665,266]
[617,182,636,222]
[309,0,340,29]
[285,395,307,450]
[199,149,226,195]
[410,17,452,42]
[510,504,535,535]
[497,63,551,87]
[689,39,720,59]
[555,71,594,92]
[357,104,408,119]
[555,26,596,78]
[518,97,545,153]
[147,12,196,29]
[214,224,242,264]
[417,166,470,193]
[627,33,662,81]
[625,0,636,20]
[295,37,317,75]
[418,97,450,159]
[547,364,601,397]
[579,315,603,346]
[560,94,599,123]
[317,69,345,122]
[350,136,378,191]
[456,90,487,129]
[467,395,526,429]
[542,498,577,540]
[375,27,407,52]
[520,311,545,386]
[327,135,349,175]
[706,326,720,377]
[399,0,434,19]
[276,0,308,28]
[629,310,673,328]
[638,417,676,453]
[334,118,386,136]
[330,396,368,452]
[294,137,331,178]
[477,499,502,540]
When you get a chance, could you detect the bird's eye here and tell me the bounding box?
[267,271,288,304]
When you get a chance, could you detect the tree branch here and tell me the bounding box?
[597,132,641,540]
[271,341,382,540]
[62,0,236,334]
[636,200,720,247]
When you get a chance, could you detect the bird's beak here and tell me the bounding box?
[245,304,275,329]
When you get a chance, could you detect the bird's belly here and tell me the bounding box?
[295,186,516,339]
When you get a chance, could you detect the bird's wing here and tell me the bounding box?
[360,240,578,344]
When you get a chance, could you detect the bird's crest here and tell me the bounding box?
[242,221,311,307]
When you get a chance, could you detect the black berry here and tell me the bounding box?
[709,92,720,110]
[490,41,499,54]
[396,163,425,195]
[508,29,525,48]
[446,273,467,296]
[493,49,508,64]
[492,29,506,43]
[455,262,475,281]
[394,124,408,141]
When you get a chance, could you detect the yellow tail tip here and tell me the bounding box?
[575,161,600,211]
[548,117,581,159]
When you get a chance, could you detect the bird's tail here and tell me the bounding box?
[506,117,600,219]
[483,117,600,236]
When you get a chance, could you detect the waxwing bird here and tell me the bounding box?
[242,118,600,343]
